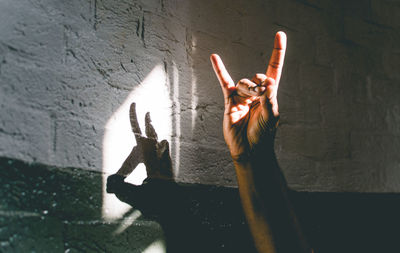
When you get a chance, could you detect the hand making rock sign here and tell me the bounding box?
[211,32,313,253]
[210,31,286,162]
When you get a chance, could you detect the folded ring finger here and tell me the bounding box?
[251,73,267,85]
[236,78,266,97]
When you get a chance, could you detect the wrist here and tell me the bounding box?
[230,117,279,167]
[232,144,276,168]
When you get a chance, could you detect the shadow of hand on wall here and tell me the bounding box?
[107,176,200,252]
[106,175,255,253]
[105,103,255,252]
[112,102,173,181]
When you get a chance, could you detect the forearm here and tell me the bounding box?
[234,148,311,253]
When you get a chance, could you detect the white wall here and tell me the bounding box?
[1,0,400,191]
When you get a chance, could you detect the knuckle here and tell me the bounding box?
[269,61,282,69]
[239,78,248,84]
[255,73,267,79]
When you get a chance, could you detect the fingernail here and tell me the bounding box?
[254,86,266,93]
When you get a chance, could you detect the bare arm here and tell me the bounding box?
[210,32,312,253]
[234,146,310,253]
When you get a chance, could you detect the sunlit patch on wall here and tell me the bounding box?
[113,209,142,235]
[190,35,198,135]
[102,64,173,221]
[191,71,198,134]
[142,239,166,253]
[171,61,181,176]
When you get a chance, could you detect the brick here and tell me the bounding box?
[54,118,101,170]
[177,141,236,186]
[366,75,400,105]
[386,104,400,135]
[371,0,400,28]
[299,63,335,96]
[0,102,53,163]
[279,125,331,161]
[144,13,187,51]
[385,162,400,192]
[314,35,336,67]
[382,51,400,80]
[350,132,400,163]
[344,16,390,48]
[0,215,64,253]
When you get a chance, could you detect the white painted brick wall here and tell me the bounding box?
[1,0,399,191]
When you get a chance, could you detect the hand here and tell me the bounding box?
[115,103,173,181]
[106,173,125,193]
[210,32,287,162]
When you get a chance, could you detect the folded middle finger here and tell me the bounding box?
[236,78,266,98]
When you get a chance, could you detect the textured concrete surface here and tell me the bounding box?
[0,157,255,253]
[2,157,400,253]
[1,0,400,191]
[0,157,165,253]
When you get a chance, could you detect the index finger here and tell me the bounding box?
[210,54,235,97]
[129,103,142,138]
[266,31,287,86]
